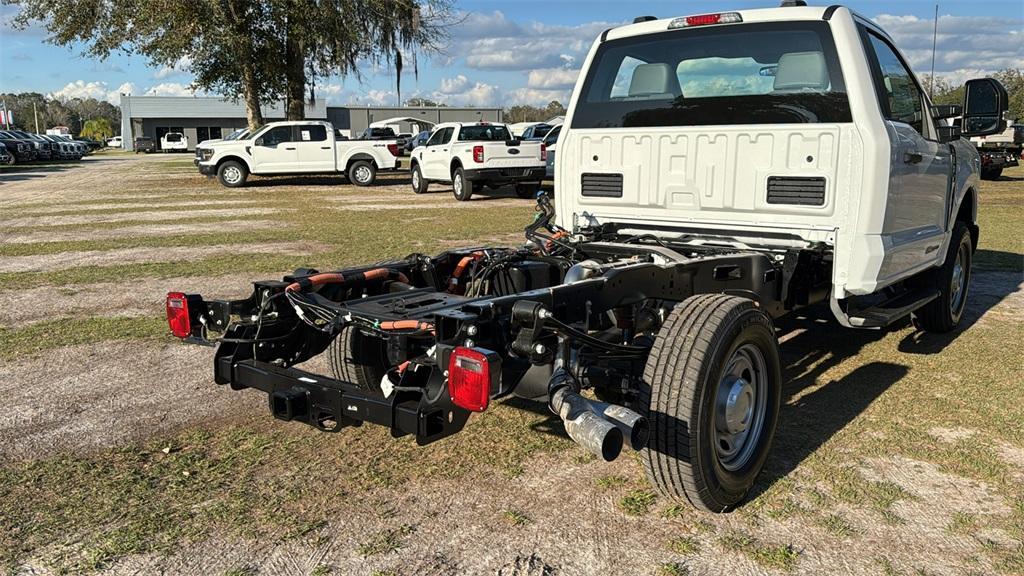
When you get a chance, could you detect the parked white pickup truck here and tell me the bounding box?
[196,120,400,188]
[409,122,547,200]
[160,132,188,153]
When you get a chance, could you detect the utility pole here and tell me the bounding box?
[33,101,39,133]
[929,4,939,98]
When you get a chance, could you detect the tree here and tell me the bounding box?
[8,0,285,131]
[273,0,454,119]
[80,118,114,140]
[405,98,446,107]
[504,102,566,124]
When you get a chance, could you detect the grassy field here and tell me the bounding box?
[0,155,1021,575]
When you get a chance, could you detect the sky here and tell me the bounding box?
[1,1,1021,109]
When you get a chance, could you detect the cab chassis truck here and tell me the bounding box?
[166,4,1008,512]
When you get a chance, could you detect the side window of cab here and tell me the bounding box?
[259,126,292,147]
[862,30,932,138]
[425,129,447,147]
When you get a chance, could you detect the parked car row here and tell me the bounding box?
[0,129,94,165]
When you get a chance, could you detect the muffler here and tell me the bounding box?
[548,368,650,461]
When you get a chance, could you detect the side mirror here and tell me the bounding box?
[254,138,265,147]
[931,104,962,120]
[936,124,962,143]
[960,78,1008,137]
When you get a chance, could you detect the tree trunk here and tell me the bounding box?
[241,61,264,132]
[284,17,306,120]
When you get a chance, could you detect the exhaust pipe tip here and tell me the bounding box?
[551,387,625,462]
[601,404,650,451]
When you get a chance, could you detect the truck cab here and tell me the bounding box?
[556,4,1005,314]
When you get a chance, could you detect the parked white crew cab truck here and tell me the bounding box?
[409,122,547,200]
[196,121,400,188]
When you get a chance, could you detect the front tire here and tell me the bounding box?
[411,163,429,194]
[349,160,376,187]
[217,160,248,188]
[911,222,973,332]
[452,167,475,201]
[641,294,782,513]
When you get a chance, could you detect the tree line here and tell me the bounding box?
[0,92,120,139]
[8,0,455,131]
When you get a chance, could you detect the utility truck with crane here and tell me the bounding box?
[166,4,1006,512]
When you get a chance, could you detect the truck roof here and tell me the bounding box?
[432,121,510,131]
[604,5,883,43]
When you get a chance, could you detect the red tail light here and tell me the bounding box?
[387,143,399,157]
[166,292,193,338]
[473,145,485,163]
[448,347,494,412]
[540,143,548,162]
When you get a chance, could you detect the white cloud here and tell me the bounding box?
[450,10,616,72]
[438,75,470,94]
[506,87,572,107]
[48,80,135,105]
[144,82,198,97]
[527,68,580,90]
[153,56,192,80]
[873,14,1024,75]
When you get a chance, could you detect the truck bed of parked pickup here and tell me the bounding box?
[196,121,401,187]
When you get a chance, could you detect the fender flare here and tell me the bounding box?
[215,154,254,174]
[343,152,377,172]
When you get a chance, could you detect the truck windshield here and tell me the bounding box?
[165,133,182,142]
[458,125,511,141]
[572,21,849,128]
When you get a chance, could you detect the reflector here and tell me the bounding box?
[448,347,491,412]
[166,292,191,338]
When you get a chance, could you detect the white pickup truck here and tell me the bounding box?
[408,122,547,200]
[196,120,400,188]
[166,3,1009,514]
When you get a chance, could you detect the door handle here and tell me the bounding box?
[284,147,296,151]
[903,151,923,164]
[320,146,331,150]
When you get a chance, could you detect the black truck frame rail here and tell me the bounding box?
[173,227,828,448]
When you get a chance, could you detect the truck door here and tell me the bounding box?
[423,127,454,180]
[251,125,298,173]
[293,124,335,172]
[863,30,951,272]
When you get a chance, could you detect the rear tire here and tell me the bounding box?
[640,294,782,513]
[411,163,429,194]
[452,167,475,201]
[911,222,973,332]
[980,167,1002,180]
[217,160,248,188]
[328,326,389,391]
[515,183,540,199]
[349,160,376,186]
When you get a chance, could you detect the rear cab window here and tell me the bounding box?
[571,21,850,128]
[457,124,511,142]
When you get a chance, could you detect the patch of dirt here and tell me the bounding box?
[0,241,323,274]
[927,426,977,443]
[12,199,256,215]
[0,273,273,328]
[1,207,282,228]
[966,270,1024,325]
[0,155,187,205]
[331,200,524,211]
[0,219,284,244]
[0,340,263,462]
